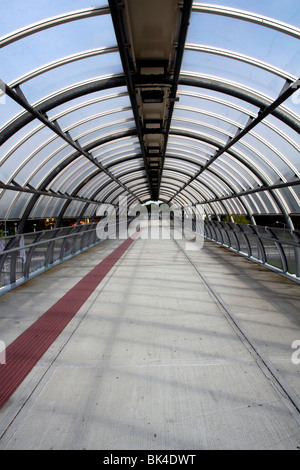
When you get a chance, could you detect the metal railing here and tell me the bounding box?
[0,219,131,295]
[202,220,300,283]
[1,218,299,294]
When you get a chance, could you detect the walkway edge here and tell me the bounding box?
[0,235,137,409]
[171,235,300,423]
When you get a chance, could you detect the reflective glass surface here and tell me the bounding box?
[0,0,299,226]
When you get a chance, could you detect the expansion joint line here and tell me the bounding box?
[171,233,300,422]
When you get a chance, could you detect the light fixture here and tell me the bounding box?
[141,89,164,103]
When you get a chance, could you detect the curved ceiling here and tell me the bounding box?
[0,0,299,231]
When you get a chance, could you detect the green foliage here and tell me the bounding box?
[221,215,250,224]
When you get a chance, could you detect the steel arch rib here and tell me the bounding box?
[184,44,297,82]
[172,106,299,177]
[2,75,299,228]
[2,74,299,148]
[55,162,232,223]
[8,42,296,90]
[192,3,300,39]
[8,47,119,88]
[176,90,300,152]
[168,129,294,228]
[0,6,110,47]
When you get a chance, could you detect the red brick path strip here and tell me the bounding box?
[0,235,137,409]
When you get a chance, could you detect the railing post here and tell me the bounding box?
[44,228,62,268]
[238,223,252,257]
[24,231,45,278]
[292,231,300,278]
[251,226,267,264]
[80,224,90,251]
[265,227,288,273]
[227,222,240,252]
[59,226,77,260]
[9,235,20,285]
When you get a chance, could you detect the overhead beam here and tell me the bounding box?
[2,75,299,149]
[108,0,152,196]
[157,0,193,197]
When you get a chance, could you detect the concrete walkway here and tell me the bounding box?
[0,225,299,449]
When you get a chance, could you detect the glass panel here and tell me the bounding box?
[42,197,68,219]
[232,142,279,183]
[0,14,116,86]
[168,135,218,156]
[0,190,32,219]
[163,170,188,183]
[197,173,231,197]
[190,181,215,199]
[172,106,240,137]
[101,150,141,168]
[120,171,145,183]
[9,192,35,219]
[92,180,117,200]
[171,119,230,144]
[57,94,132,132]
[251,122,300,177]
[237,132,295,181]
[15,137,68,186]
[177,85,259,117]
[282,95,300,122]
[242,191,278,214]
[77,174,111,199]
[0,1,108,37]
[77,121,136,147]
[30,195,55,218]
[82,203,98,218]
[274,187,300,214]
[110,160,144,176]
[126,179,147,188]
[105,187,127,204]
[239,194,261,215]
[0,121,41,165]
[0,126,54,182]
[0,98,24,130]
[188,10,300,77]
[92,137,140,160]
[164,157,199,174]
[193,0,300,26]
[64,200,86,217]
[71,108,134,138]
[211,154,260,188]
[264,115,300,156]
[29,145,72,188]
[166,146,209,165]
[182,50,284,99]
[63,165,98,195]
[207,163,248,193]
[20,53,123,104]
[48,156,91,192]
[47,87,129,121]
[249,192,275,214]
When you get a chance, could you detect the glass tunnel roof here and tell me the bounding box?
[0,0,299,231]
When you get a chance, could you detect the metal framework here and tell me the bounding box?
[0,0,299,236]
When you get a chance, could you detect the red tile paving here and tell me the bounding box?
[0,235,136,409]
